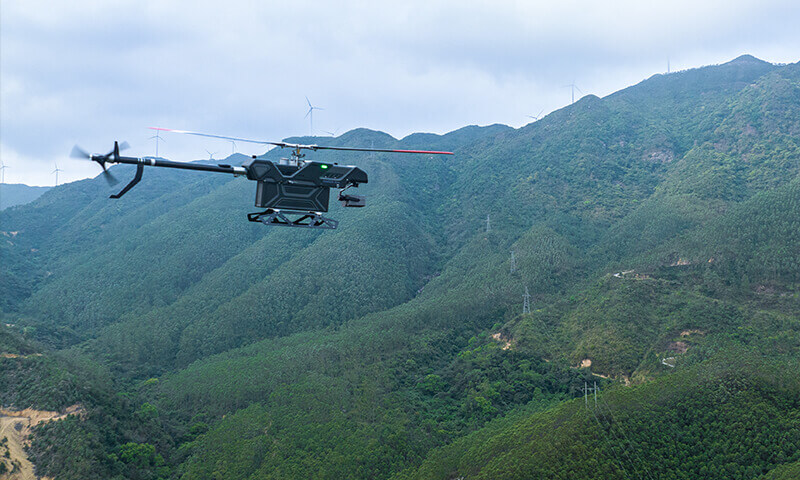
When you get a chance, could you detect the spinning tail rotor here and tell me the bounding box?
[70,141,131,186]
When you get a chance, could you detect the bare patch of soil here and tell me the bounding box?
[680,329,704,337]
[490,332,513,350]
[0,405,84,480]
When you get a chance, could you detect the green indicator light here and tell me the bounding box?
[320,164,329,169]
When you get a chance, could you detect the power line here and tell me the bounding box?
[596,391,658,480]
[586,398,633,480]
[522,286,531,314]
[520,289,557,352]
[583,381,598,408]
[583,382,638,480]
[515,284,638,478]
[584,383,658,480]
[587,383,646,479]
[513,279,638,479]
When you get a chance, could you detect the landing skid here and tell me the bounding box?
[247,209,339,229]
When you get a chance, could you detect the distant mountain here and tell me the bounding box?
[0,183,51,210]
[1,55,799,480]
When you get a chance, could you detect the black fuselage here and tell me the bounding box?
[243,158,367,212]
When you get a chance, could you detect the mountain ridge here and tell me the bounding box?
[0,183,51,210]
[1,55,799,480]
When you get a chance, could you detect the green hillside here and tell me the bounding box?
[397,352,800,480]
[0,183,51,210]
[1,55,799,480]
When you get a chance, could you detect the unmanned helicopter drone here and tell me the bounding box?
[71,128,453,229]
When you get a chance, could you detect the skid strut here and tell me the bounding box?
[247,209,339,229]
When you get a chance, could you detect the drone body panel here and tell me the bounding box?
[255,181,330,211]
[242,158,367,212]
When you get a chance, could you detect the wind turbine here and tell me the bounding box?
[52,162,63,186]
[526,110,544,122]
[205,149,218,161]
[564,82,583,104]
[149,130,166,157]
[228,140,236,154]
[0,162,8,184]
[304,97,324,135]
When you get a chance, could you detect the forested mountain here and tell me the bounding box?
[1,54,799,479]
[0,183,50,210]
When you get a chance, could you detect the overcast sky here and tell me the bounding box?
[2,0,799,186]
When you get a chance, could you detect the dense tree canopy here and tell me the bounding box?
[1,55,799,480]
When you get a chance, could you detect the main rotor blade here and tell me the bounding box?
[310,145,454,155]
[149,127,454,155]
[149,127,283,148]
